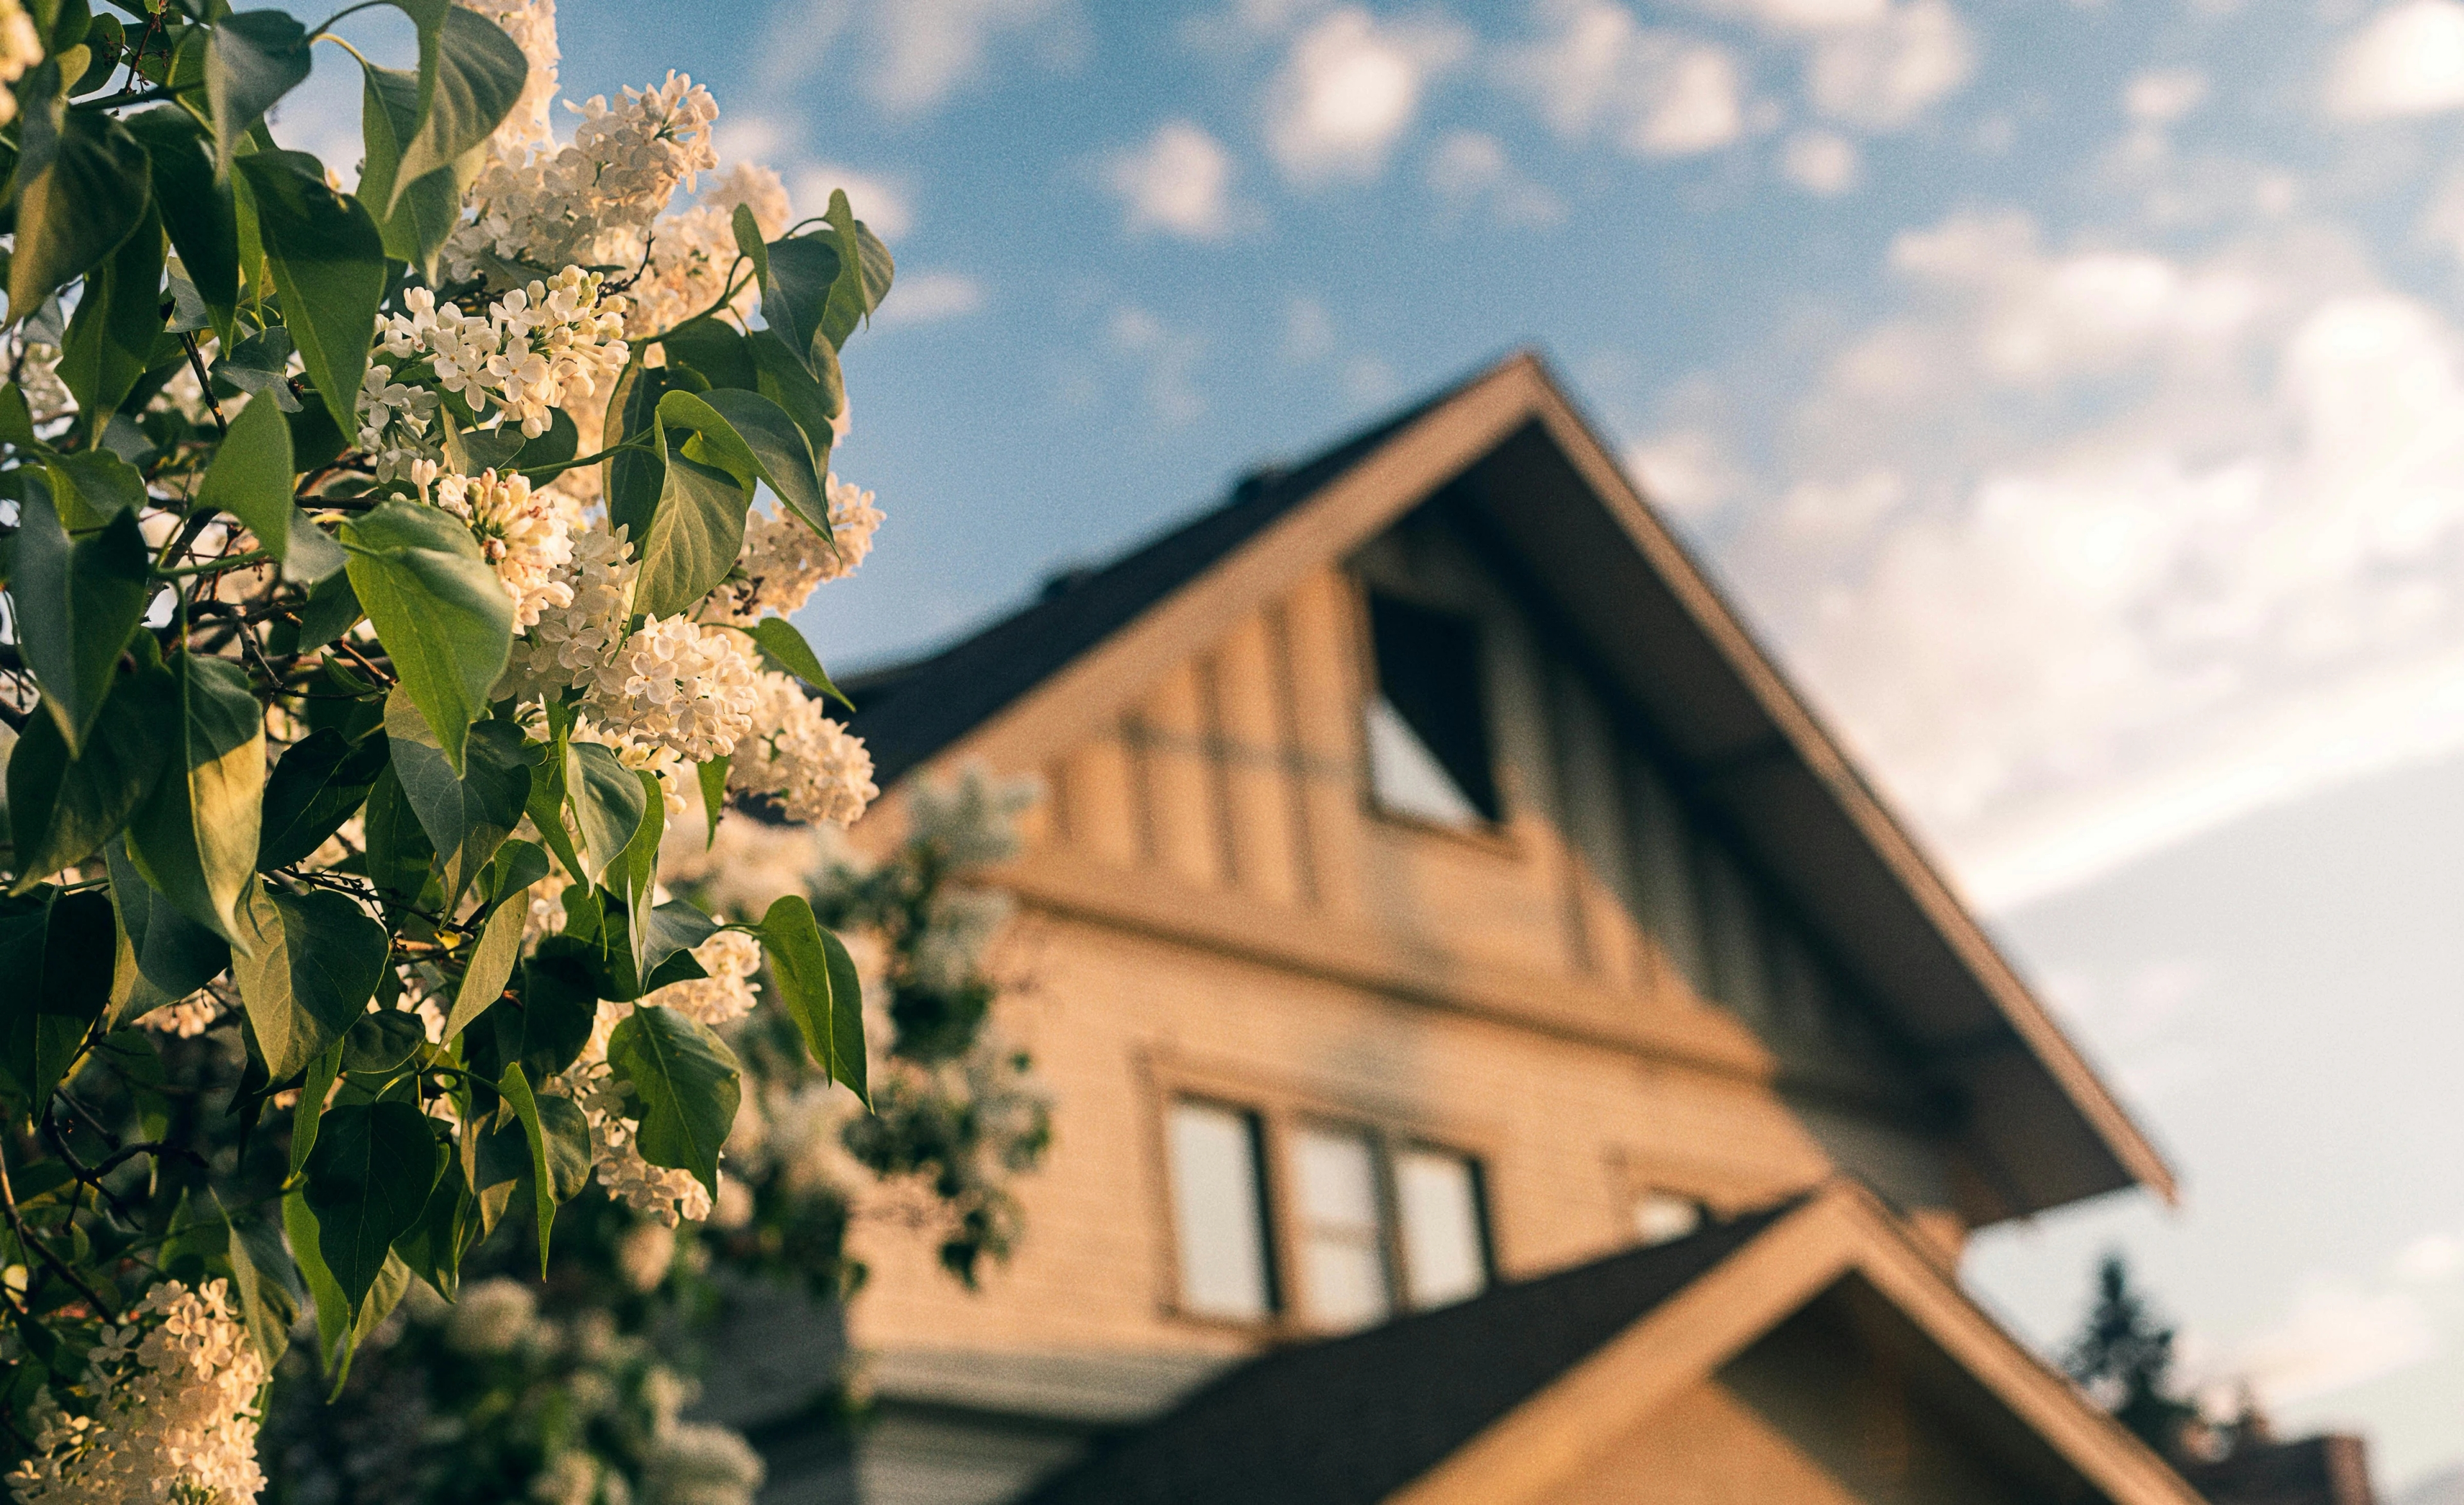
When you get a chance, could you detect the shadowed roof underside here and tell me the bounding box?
[845,353,2175,1223]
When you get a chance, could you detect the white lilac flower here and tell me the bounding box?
[378,273,628,441]
[642,930,763,1030]
[821,475,883,579]
[587,616,761,765]
[5,1280,271,1505]
[433,467,580,629]
[0,0,40,127]
[642,1419,765,1505]
[710,509,834,624]
[447,71,720,286]
[138,994,227,1040]
[726,672,877,828]
[506,523,638,696]
[355,362,440,480]
[443,1276,538,1356]
[623,164,792,341]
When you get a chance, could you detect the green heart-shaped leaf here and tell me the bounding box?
[606,1003,741,1196]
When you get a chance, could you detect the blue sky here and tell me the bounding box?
[286,0,2464,1485]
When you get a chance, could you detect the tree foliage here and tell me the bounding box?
[2066,1252,2204,1460]
[0,1,1025,1498]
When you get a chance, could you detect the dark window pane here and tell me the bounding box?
[1367,593,1500,823]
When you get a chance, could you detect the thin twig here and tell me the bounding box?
[38,1112,141,1229]
[604,230,656,295]
[179,333,228,436]
[51,1090,122,1153]
[329,639,397,686]
[0,1146,116,1321]
[157,548,270,580]
[112,7,166,100]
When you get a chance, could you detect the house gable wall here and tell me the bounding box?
[848,509,1985,1372]
[1552,1301,2058,1505]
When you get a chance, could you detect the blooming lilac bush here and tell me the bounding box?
[0,0,1029,1495]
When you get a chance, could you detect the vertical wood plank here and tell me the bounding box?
[1068,726,1145,869]
[1214,612,1305,908]
[1281,566,1366,920]
[1265,599,1320,908]
[1142,663,1225,888]
[1551,665,1645,994]
[1194,652,1244,889]
[1623,749,1704,1002]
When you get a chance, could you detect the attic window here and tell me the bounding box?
[1364,594,1501,828]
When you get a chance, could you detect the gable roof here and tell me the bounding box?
[1016,1184,2205,1505]
[846,352,2175,1222]
[1014,1204,1797,1505]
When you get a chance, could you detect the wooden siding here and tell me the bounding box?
[847,502,1986,1374]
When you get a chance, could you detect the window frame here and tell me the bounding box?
[1349,580,1514,844]
[1389,1139,1495,1312]
[1160,1096,1283,1324]
[1602,1146,1771,1250]
[1149,1056,1503,1336]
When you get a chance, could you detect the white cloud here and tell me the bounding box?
[2324,0,2464,119]
[791,164,915,241]
[1343,353,1399,405]
[1106,121,1236,241]
[1629,429,1747,518]
[1781,128,1861,194]
[1676,206,2464,906]
[2395,1233,2464,1283]
[762,0,1073,112]
[1506,0,1746,158]
[1265,7,1469,183]
[1693,0,1890,29]
[714,114,789,168]
[1282,294,1335,365]
[1426,130,1566,225]
[2233,1280,2438,1406]
[1885,211,2267,384]
[873,271,986,327]
[1645,46,1748,154]
[866,0,1065,110]
[1111,306,1208,423]
[2126,67,2209,124]
[1806,0,1974,130]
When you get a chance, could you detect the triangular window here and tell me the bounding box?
[1365,593,1502,827]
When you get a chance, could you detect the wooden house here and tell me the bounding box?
[819,353,2195,1504]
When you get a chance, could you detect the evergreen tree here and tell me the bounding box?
[2066,1253,2204,1459]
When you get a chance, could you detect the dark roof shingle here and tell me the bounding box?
[1014,1204,1795,1505]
